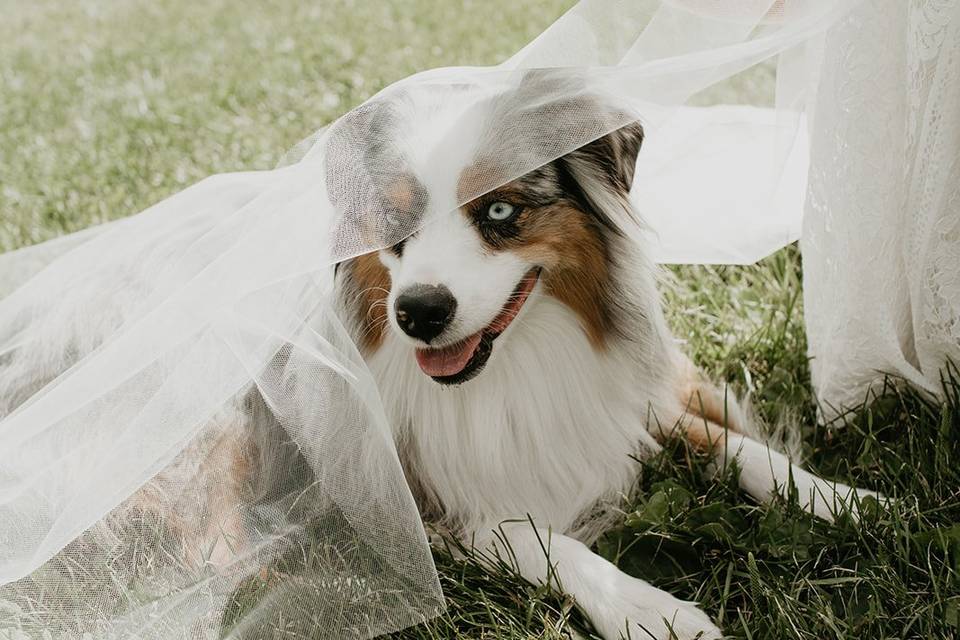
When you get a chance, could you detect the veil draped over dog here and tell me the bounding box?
[0,2,866,638]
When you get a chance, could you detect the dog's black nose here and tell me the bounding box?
[394,284,457,343]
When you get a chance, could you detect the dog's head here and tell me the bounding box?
[332,77,645,385]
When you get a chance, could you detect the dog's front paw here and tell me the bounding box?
[814,482,889,523]
[777,464,889,523]
[581,573,722,640]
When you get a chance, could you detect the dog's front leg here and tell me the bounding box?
[673,359,882,521]
[668,414,882,522]
[473,522,722,640]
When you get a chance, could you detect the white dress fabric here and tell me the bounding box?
[0,1,891,638]
[802,0,960,418]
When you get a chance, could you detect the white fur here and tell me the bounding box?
[719,433,881,522]
[369,280,724,639]
[370,282,664,534]
[479,524,722,640]
[379,212,532,347]
[364,192,877,639]
[366,214,727,638]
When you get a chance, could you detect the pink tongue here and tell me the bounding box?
[415,333,482,377]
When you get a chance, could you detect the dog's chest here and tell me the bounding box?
[367,299,664,534]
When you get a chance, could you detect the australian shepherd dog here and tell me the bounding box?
[0,80,877,639]
[329,83,878,639]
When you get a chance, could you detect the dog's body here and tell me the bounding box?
[342,232,725,638]
[0,84,877,640]
[328,95,873,638]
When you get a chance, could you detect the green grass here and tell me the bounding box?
[390,252,960,640]
[2,1,958,639]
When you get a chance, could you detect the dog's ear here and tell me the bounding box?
[511,70,644,196]
[560,120,644,198]
[477,71,644,199]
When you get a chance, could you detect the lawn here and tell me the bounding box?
[2,1,958,639]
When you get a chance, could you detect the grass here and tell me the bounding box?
[2,1,958,639]
[389,252,960,640]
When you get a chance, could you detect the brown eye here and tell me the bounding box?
[486,201,516,222]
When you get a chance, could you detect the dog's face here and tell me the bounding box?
[333,86,644,385]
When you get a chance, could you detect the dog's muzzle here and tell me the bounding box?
[394,284,457,344]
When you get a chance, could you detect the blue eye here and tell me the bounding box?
[487,201,516,221]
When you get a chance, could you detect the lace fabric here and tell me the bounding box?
[802,0,960,417]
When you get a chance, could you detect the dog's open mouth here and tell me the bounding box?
[415,268,540,385]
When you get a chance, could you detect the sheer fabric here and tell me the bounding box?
[802,0,960,417]
[0,1,865,638]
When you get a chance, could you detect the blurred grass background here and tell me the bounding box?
[0,0,572,251]
[2,2,958,639]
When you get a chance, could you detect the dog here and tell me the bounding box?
[0,77,877,640]
[329,79,879,639]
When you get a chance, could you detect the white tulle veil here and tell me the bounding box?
[0,2,862,638]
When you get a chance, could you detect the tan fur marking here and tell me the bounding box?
[676,354,744,432]
[679,417,732,452]
[385,177,416,212]
[513,203,614,349]
[347,252,391,352]
[647,356,748,454]
[199,431,253,569]
[120,422,254,572]
[651,412,732,454]
[458,165,620,348]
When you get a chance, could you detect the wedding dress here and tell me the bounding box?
[803,0,960,418]
[0,1,935,638]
